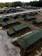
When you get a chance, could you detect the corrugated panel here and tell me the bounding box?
[0,18,3,22]
[26,15,34,19]
[17,30,42,49]
[7,20,16,25]
[7,28,15,35]
[13,24,29,31]
[2,22,7,26]
[36,19,42,23]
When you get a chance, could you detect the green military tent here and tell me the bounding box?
[17,29,42,49]
[13,24,31,31]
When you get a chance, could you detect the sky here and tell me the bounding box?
[0,0,39,3]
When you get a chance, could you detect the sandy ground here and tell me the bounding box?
[0,30,20,56]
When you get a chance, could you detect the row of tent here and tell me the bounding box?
[0,16,33,37]
[0,12,42,49]
[7,23,31,37]
[32,19,42,24]
[0,7,25,14]
[0,13,37,25]
[1,18,42,49]
[1,15,42,27]
[12,29,42,49]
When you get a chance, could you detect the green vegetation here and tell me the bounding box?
[0,2,23,8]
[0,1,42,8]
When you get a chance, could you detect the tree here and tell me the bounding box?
[11,1,23,7]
